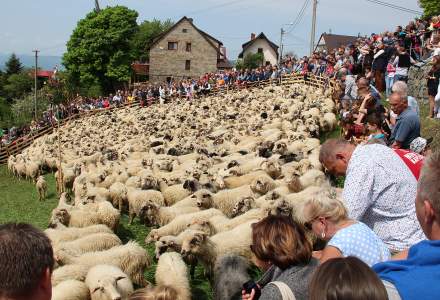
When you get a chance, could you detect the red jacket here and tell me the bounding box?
[393,149,424,180]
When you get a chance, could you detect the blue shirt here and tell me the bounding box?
[389,108,420,149]
[328,222,391,266]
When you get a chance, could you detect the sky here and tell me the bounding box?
[0,0,422,60]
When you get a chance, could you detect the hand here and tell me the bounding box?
[242,289,256,300]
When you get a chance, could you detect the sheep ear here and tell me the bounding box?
[115,276,126,281]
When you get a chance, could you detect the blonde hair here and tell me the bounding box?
[303,191,348,223]
[129,286,178,300]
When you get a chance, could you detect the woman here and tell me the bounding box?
[385,55,396,97]
[427,55,440,118]
[242,215,318,300]
[309,257,388,300]
[302,192,390,266]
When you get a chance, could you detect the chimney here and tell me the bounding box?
[251,33,256,40]
[187,17,193,23]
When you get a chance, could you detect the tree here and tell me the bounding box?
[130,19,174,62]
[63,6,139,93]
[3,72,33,100]
[239,53,265,70]
[419,0,440,17]
[5,53,23,76]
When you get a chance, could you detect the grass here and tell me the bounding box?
[419,103,440,152]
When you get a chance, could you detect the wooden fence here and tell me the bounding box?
[0,73,335,164]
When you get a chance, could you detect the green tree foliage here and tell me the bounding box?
[10,91,51,127]
[419,0,440,17]
[63,6,139,93]
[5,53,23,76]
[130,19,174,62]
[237,53,264,70]
[3,72,33,100]
[0,97,14,128]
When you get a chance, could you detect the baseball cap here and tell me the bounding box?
[410,137,433,154]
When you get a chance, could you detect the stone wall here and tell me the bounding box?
[408,64,431,103]
[149,19,218,82]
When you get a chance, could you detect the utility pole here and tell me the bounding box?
[309,0,318,56]
[278,28,285,66]
[95,0,101,12]
[32,49,39,120]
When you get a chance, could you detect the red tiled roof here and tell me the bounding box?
[37,70,54,78]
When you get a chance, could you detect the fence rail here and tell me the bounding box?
[0,73,334,164]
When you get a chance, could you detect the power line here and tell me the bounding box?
[364,0,422,15]
[181,0,244,17]
[286,0,311,34]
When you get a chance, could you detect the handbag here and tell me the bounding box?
[268,281,296,300]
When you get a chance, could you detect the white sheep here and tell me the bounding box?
[109,181,128,211]
[45,224,113,245]
[52,264,90,287]
[85,265,134,300]
[56,241,151,287]
[288,169,326,192]
[139,202,200,227]
[126,189,165,224]
[36,175,48,201]
[51,279,91,300]
[54,233,122,257]
[155,252,191,300]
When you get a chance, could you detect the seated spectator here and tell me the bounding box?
[309,257,388,300]
[129,286,177,300]
[392,81,419,116]
[388,92,420,149]
[302,191,391,266]
[319,139,425,252]
[373,151,440,300]
[0,223,54,300]
[242,215,318,300]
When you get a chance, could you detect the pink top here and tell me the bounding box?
[386,63,396,74]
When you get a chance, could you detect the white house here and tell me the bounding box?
[238,32,279,66]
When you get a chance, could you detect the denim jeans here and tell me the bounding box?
[385,75,395,97]
[394,74,408,83]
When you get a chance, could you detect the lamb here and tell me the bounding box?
[139,202,200,226]
[25,160,40,182]
[155,252,191,300]
[158,179,192,206]
[52,264,90,287]
[54,233,122,257]
[85,265,134,300]
[55,241,151,287]
[180,221,255,277]
[126,189,165,224]
[45,224,113,246]
[145,208,224,243]
[49,201,120,231]
[51,279,91,300]
[214,255,251,300]
[36,175,48,201]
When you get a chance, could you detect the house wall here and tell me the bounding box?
[242,39,278,66]
[149,19,218,82]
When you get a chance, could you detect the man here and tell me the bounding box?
[319,139,425,252]
[392,80,419,116]
[0,223,53,300]
[372,43,393,93]
[389,92,420,149]
[373,151,440,300]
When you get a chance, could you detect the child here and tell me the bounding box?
[366,114,387,144]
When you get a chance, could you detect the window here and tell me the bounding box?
[186,42,192,52]
[258,48,263,54]
[168,42,178,50]
[182,28,188,33]
[185,60,191,70]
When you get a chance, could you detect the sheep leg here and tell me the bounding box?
[190,262,196,279]
[118,198,123,212]
[128,212,135,225]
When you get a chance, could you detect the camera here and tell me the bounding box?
[243,280,262,299]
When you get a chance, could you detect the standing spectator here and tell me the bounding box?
[309,257,388,300]
[373,151,440,300]
[0,223,54,300]
[319,139,425,252]
[388,92,420,149]
[393,46,415,82]
[427,54,440,118]
[385,56,396,97]
[302,191,390,266]
[372,43,391,93]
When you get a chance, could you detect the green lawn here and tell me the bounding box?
[0,165,213,299]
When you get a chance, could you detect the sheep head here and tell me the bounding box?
[250,176,275,196]
[261,160,282,179]
[139,203,160,226]
[194,190,214,209]
[88,273,132,300]
[181,230,208,257]
[48,208,70,228]
[145,229,161,244]
[231,196,256,217]
[187,219,215,236]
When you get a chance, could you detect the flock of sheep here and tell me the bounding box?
[7,83,339,300]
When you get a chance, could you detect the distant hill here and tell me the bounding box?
[0,53,63,71]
